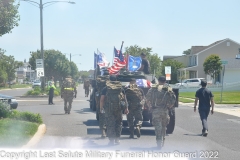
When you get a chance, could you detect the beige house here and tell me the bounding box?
[166,38,240,84]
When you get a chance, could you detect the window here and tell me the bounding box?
[227,42,230,46]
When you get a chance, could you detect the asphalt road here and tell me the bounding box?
[1,85,240,160]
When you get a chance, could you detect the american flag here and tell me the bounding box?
[136,79,152,88]
[108,47,126,75]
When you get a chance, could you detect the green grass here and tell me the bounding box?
[179,91,240,104]
[0,118,39,147]
[0,84,31,90]
[179,97,195,103]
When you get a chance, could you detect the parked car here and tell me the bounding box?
[32,80,41,88]
[0,94,18,109]
[175,78,205,88]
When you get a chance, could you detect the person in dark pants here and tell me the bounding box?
[194,79,214,137]
[48,81,56,105]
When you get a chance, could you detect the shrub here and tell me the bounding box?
[0,101,12,118]
[8,110,43,124]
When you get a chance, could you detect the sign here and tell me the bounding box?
[221,60,228,65]
[36,59,43,68]
[36,68,44,77]
[165,66,171,74]
[166,74,171,80]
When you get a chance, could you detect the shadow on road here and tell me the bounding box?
[184,133,202,136]
[86,127,155,136]
[74,108,94,114]
[51,113,66,115]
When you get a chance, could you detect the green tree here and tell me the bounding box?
[124,45,162,76]
[161,59,184,84]
[183,49,191,55]
[29,50,73,82]
[203,54,222,82]
[0,0,20,36]
[124,45,152,57]
[79,71,89,80]
[69,62,79,81]
[0,49,23,84]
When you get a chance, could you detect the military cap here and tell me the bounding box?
[158,76,166,82]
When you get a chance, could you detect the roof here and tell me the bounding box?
[163,55,181,60]
[191,39,225,55]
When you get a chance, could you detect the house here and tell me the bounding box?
[16,59,36,83]
[166,38,240,84]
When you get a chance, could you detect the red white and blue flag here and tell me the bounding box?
[136,79,152,88]
[108,47,126,75]
[97,50,109,68]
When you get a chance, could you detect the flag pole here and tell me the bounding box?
[120,41,124,52]
[112,47,115,65]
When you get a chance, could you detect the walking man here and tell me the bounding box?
[99,75,129,145]
[61,76,77,114]
[146,76,176,149]
[84,79,90,97]
[194,79,214,137]
[125,78,144,138]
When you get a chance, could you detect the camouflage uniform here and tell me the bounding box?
[61,77,77,114]
[146,84,175,148]
[104,101,123,142]
[96,76,109,138]
[96,89,107,138]
[102,81,126,144]
[84,80,90,97]
[125,85,144,138]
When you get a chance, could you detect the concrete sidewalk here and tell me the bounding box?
[179,102,240,117]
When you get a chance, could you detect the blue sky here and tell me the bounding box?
[1,0,240,71]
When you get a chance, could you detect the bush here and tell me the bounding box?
[25,87,42,96]
[0,101,12,118]
[8,110,43,124]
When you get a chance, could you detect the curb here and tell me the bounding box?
[22,124,46,148]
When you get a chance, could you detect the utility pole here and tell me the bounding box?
[40,0,45,90]
[70,53,71,62]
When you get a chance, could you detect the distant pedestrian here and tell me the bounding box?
[194,79,214,137]
[83,79,90,97]
[61,76,77,114]
[48,81,56,105]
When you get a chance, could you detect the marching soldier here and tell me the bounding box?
[125,78,144,138]
[83,79,90,97]
[61,76,77,114]
[146,76,176,149]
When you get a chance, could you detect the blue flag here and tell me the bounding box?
[128,55,142,72]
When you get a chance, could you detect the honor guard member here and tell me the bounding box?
[100,75,129,145]
[83,79,90,97]
[125,78,145,138]
[96,74,109,138]
[61,76,77,114]
[146,76,176,149]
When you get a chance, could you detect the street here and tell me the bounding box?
[1,85,240,160]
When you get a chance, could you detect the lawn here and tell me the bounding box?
[179,91,240,104]
[0,84,31,90]
[0,118,39,147]
[179,97,195,103]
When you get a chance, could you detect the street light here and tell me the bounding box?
[65,53,81,62]
[21,0,75,90]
